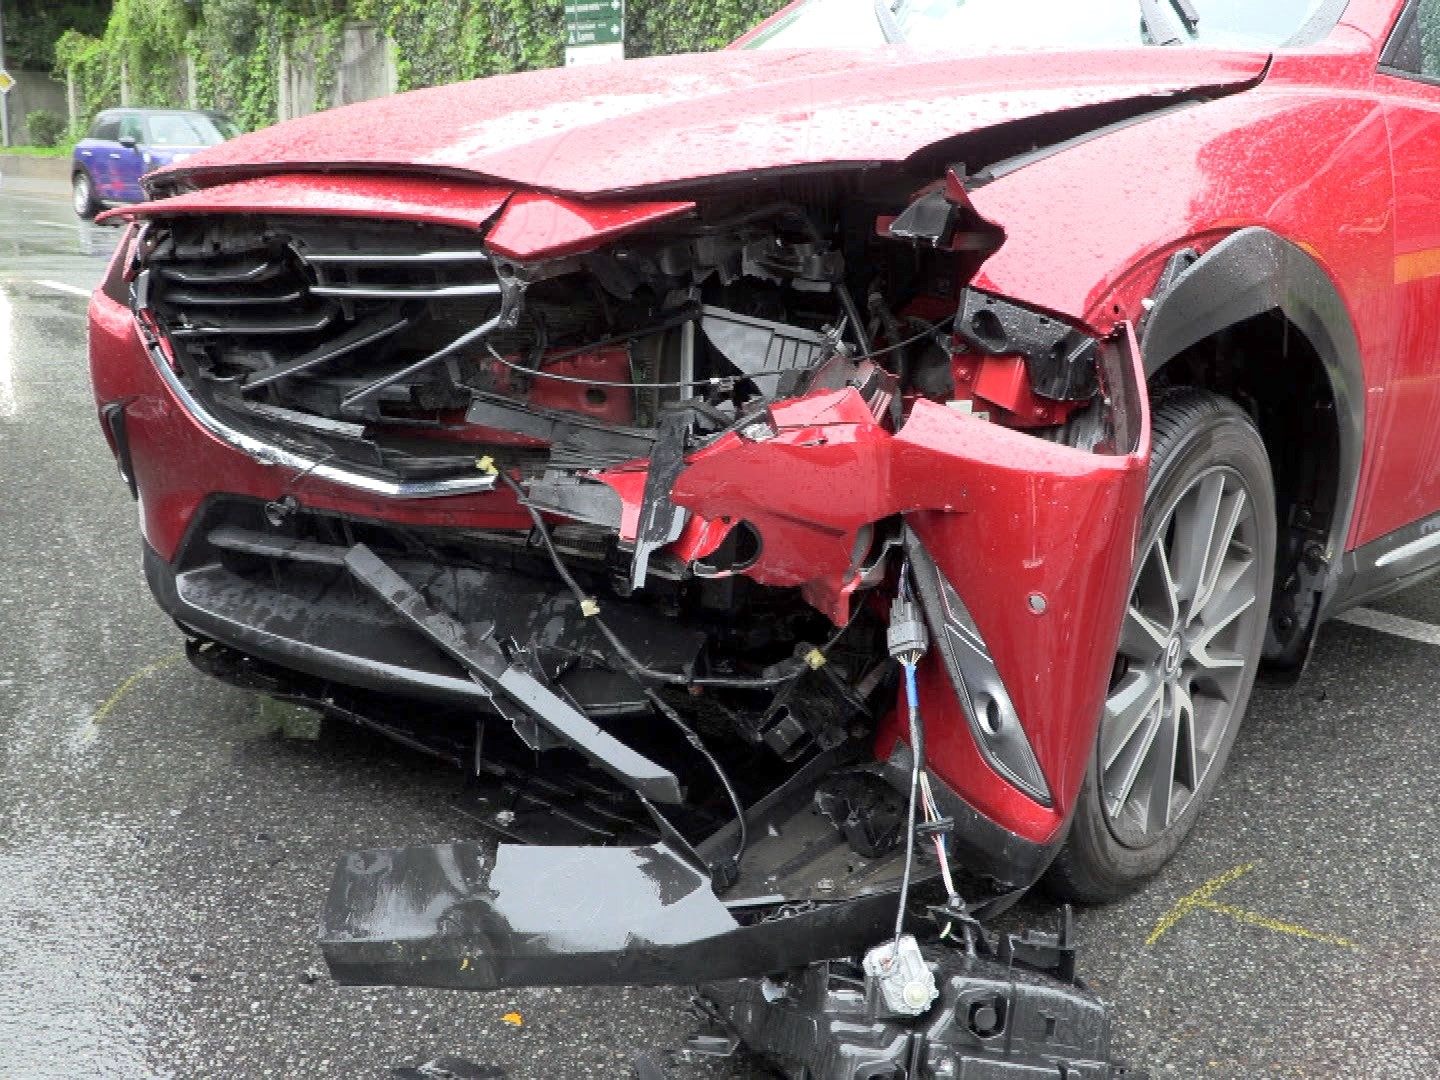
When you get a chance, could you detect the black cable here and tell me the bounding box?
[493,468,749,876]
[639,682,748,882]
[498,469,827,689]
[487,342,729,392]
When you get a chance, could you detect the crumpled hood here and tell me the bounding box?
[160,45,1270,198]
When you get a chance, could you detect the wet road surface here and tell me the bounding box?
[1,176,1437,1078]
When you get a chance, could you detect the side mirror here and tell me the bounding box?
[118,135,138,150]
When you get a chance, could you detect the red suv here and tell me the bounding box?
[88,0,1434,986]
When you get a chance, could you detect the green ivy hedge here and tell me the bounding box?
[53,0,788,135]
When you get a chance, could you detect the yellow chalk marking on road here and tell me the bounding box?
[1146,861,1354,949]
[92,652,184,723]
[1145,862,1255,945]
[1200,902,1357,948]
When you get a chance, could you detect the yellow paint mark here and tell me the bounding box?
[1200,903,1357,949]
[460,956,471,970]
[92,652,184,723]
[1145,862,1255,945]
[501,1011,524,1027]
[1146,861,1355,949]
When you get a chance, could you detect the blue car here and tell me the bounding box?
[72,108,238,219]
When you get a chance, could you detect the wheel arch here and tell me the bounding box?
[1140,227,1365,676]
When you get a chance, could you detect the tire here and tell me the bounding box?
[1045,388,1276,904]
[73,170,98,220]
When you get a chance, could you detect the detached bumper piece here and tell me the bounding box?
[319,840,898,990]
[320,837,1140,1078]
[700,937,1143,1080]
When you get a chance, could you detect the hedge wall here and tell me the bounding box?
[54,0,788,136]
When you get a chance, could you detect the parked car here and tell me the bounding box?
[71,108,236,219]
[86,0,1432,995]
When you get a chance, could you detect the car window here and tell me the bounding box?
[746,0,1335,51]
[146,113,227,147]
[118,115,144,144]
[91,117,120,142]
[1383,0,1440,79]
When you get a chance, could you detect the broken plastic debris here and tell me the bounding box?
[392,1057,506,1079]
[256,695,322,740]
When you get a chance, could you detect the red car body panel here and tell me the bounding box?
[148,47,1270,197]
[90,0,1440,898]
[107,173,512,230]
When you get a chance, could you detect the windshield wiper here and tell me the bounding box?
[1140,0,1199,45]
[874,0,905,44]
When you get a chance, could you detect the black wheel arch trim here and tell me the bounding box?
[1141,226,1366,667]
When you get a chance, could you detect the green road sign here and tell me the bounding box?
[565,0,623,47]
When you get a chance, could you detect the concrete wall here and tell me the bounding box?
[4,70,69,145]
[278,21,397,122]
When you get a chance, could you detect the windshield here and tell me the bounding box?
[145,113,229,148]
[744,0,1336,52]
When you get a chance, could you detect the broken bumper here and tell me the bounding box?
[320,840,899,990]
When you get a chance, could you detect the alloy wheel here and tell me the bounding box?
[74,174,91,217]
[1100,466,1262,849]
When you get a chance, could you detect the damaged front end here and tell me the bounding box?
[101,164,1148,1033]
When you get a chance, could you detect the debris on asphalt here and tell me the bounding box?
[391,1056,507,1079]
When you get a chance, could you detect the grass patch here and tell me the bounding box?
[1,144,74,158]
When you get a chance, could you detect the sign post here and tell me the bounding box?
[0,0,11,147]
[564,0,624,66]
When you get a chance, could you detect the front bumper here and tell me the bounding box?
[97,265,1148,862]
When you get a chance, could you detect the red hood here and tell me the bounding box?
[162,46,1270,198]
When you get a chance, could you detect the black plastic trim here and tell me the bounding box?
[1141,227,1365,619]
[1328,510,1440,614]
[320,839,901,990]
[882,744,1060,893]
[101,402,138,499]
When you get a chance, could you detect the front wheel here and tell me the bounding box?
[73,171,98,220]
[1046,389,1276,904]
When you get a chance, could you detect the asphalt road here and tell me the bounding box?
[1,176,1437,1079]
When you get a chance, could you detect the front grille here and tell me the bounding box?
[137,215,536,485]
[146,216,506,405]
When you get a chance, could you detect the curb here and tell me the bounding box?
[0,155,71,183]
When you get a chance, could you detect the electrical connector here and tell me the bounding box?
[887,591,928,662]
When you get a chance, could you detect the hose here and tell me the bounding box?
[894,658,923,944]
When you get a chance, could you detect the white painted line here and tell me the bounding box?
[34,221,76,230]
[32,279,92,299]
[1334,606,1440,647]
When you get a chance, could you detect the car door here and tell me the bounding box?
[1362,0,1440,545]
[114,114,148,204]
[78,115,121,199]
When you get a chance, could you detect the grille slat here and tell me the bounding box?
[159,259,287,285]
[168,309,339,337]
[164,287,306,307]
[309,283,502,300]
[305,250,494,265]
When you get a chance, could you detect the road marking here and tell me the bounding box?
[32,278,92,299]
[33,221,76,230]
[92,653,184,724]
[1146,862,1356,948]
[1335,606,1440,647]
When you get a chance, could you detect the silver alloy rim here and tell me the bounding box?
[1101,466,1261,849]
[74,174,90,216]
